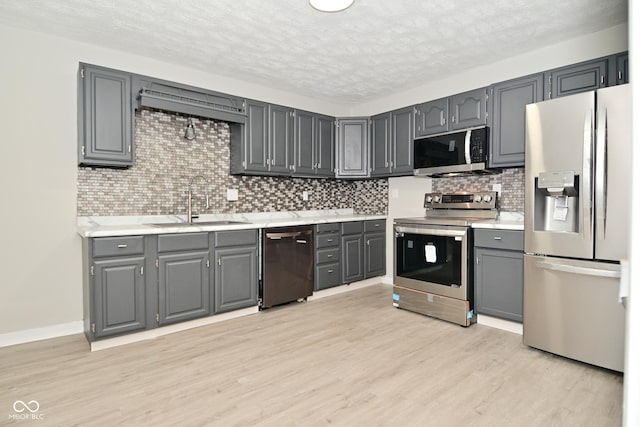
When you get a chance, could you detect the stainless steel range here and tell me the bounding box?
[393,191,498,326]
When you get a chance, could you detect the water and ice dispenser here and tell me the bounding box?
[533,171,579,233]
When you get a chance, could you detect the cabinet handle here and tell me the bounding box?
[493,236,502,240]
[375,223,380,227]
[600,75,605,85]
[618,71,623,80]
[451,116,455,123]
[117,244,128,248]
[327,239,333,243]
[328,269,334,274]
[327,254,333,258]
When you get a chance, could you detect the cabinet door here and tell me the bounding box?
[269,104,293,174]
[364,232,386,278]
[341,234,364,283]
[214,246,258,313]
[79,64,133,166]
[391,106,414,175]
[158,251,210,325]
[336,118,369,178]
[475,248,523,322]
[616,53,629,85]
[544,59,607,99]
[450,88,487,130]
[244,99,269,173]
[490,74,544,168]
[370,112,391,177]
[315,114,335,177]
[293,109,315,176]
[414,98,448,137]
[92,257,145,338]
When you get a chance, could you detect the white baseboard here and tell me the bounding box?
[477,314,523,335]
[0,320,84,349]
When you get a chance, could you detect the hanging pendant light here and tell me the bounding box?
[309,0,354,13]
[184,118,196,140]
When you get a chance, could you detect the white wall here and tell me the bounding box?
[0,20,630,341]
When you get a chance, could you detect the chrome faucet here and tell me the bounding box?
[187,175,210,224]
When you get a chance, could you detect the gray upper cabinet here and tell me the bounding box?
[292,111,335,177]
[489,73,544,168]
[544,58,608,99]
[371,107,414,177]
[336,117,370,178]
[415,97,448,137]
[614,52,628,85]
[450,87,488,130]
[237,99,269,173]
[157,233,211,325]
[78,64,134,167]
[269,104,294,174]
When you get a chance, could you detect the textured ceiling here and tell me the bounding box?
[0,0,628,104]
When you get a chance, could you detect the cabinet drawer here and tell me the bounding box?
[316,223,340,234]
[316,247,340,265]
[474,229,523,251]
[364,219,386,232]
[158,232,209,252]
[341,221,363,235]
[215,229,257,247]
[93,236,144,258]
[315,263,342,290]
[316,232,340,249]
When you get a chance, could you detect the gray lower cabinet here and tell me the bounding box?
[157,233,211,325]
[336,117,370,178]
[474,229,524,322]
[213,230,259,313]
[371,107,414,177]
[544,58,608,100]
[78,63,134,167]
[314,223,342,290]
[341,221,364,283]
[364,220,386,278]
[489,73,544,168]
[85,236,147,339]
[292,111,335,177]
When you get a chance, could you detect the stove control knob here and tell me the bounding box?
[473,194,482,203]
[433,195,442,203]
[425,195,433,204]
[483,194,493,203]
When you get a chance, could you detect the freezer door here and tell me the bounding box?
[525,92,594,258]
[523,254,625,371]
[594,85,631,261]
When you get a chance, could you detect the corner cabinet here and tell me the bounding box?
[489,74,544,168]
[371,107,414,177]
[414,87,489,138]
[474,229,524,322]
[336,117,370,178]
[78,64,134,167]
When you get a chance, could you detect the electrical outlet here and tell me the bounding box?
[227,189,239,201]
[492,184,502,197]
[302,191,309,201]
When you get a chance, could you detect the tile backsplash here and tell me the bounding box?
[431,168,524,212]
[77,108,388,216]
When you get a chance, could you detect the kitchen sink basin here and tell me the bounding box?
[148,220,250,227]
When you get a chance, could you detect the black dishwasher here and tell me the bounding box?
[261,226,314,309]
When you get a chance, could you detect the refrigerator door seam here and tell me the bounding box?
[595,107,608,242]
[582,110,593,243]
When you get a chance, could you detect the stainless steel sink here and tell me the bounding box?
[148,220,250,227]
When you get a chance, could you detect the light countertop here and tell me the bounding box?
[470,212,524,231]
[77,209,387,238]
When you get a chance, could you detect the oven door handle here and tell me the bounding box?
[395,226,468,237]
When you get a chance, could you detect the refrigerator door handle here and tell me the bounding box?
[582,110,593,243]
[535,260,620,278]
[595,107,607,241]
[464,130,471,164]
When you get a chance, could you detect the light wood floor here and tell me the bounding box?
[1,284,622,426]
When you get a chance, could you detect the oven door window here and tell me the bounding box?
[396,233,462,287]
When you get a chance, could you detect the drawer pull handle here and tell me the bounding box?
[375,224,380,227]
[327,254,333,258]
[117,244,128,248]
[493,237,502,240]
[327,239,333,243]
[328,269,334,273]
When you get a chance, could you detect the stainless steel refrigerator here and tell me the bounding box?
[523,84,630,372]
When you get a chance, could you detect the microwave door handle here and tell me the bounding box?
[582,110,593,243]
[464,130,472,164]
[595,107,607,241]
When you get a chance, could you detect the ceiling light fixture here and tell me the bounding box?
[309,0,354,13]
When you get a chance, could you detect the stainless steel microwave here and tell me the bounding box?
[414,126,489,176]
